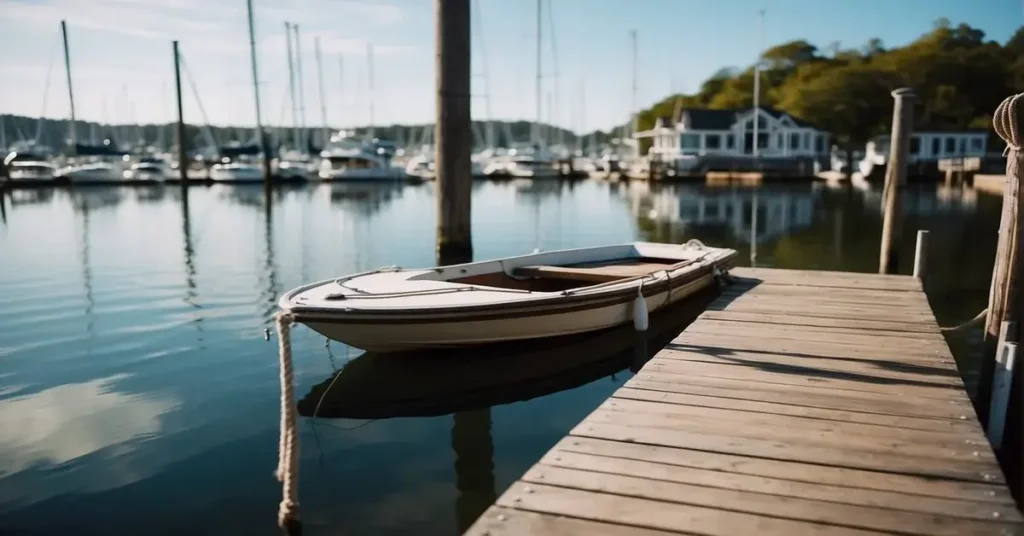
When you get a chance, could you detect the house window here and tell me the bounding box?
[790,133,800,150]
[959,139,966,153]
[931,138,941,156]
[945,137,956,154]
[776,133,783,148]
[758,133,768,149]
[909,137,920,155]
[726,134,735,149]
[803,133,810,149]
[680,134,700,150]
[705,134,721,149]
[971,137,984,151]
[814,135,824,154]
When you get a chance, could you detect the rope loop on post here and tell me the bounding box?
[274,312,301,535]
[994,93,1023,157]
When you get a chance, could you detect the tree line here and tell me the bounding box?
[635,19,1024,155]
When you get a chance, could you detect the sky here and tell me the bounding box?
[0,0,1021,133]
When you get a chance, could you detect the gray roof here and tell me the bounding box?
[680,107,820,131]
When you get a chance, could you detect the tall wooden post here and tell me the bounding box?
[172,41,189,187]
[878,88,916,274]
[978,95,1024,426]
[435,0,473,260]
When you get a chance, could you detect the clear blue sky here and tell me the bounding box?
[0,0,1020,133]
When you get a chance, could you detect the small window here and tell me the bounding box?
[803,133,810,149]
[931,138,941,155]
[726,134,735,149]
[814,135,824,153]
[945,137,956,153]
[776,133,783,148]
[909,137,921,155]
[790,132,800,149]
[705,134,721,149]
[959,139,966,153]
[971,137,984,151]
[757,133,769,149]
[680,134,700,150]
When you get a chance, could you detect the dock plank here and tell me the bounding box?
[465,268,1023,536]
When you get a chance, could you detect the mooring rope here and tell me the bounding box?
[274,312,301,535]
[994,94,1023,157]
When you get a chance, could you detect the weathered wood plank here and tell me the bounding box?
[629,373,978,420]
[615,385,980,433]
[656,347,963,383]
[554,437,1014,503]
[699,310,941,333]
[643,359,970,401]
[465,507,680,536]
[585,408,994,463]
[691,318,948,343]
[538,450,1021,522]
[495,482,882,535]
[522,464,1018,535]
[572,421,1002,484]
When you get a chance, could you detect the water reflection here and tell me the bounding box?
[0,181,1006,535]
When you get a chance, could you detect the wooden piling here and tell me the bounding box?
[979,96,1024,427]
[912,229,928,280]
[172,41,189,187]
[878,88,916,274]
[434,0,473,259]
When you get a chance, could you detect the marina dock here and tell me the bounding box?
[466,266,1023,535]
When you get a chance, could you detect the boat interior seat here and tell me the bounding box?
[513,258,682,283]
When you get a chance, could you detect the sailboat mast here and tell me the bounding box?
[314,37,328,147]
[284,22,299,149]
[629,30,637,140]
[294,24,307,149]
[472,0,494,149]
[61,20,77,145]
[245,0,271,182]
[367,43,375,139]
[534,0,542,146]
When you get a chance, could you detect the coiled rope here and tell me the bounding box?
[274,312,301,535]
[994,94,1023,158]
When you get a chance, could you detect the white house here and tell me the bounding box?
[858,131,989,177]
[635,107,832,160]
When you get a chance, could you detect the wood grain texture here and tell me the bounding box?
[464,269,1023,536]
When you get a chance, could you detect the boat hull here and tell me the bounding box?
[298,273,713,352]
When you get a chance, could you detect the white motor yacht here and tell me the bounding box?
[4,150,57,183]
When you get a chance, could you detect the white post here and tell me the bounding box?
[988,338,1017,449]
[913,230,929,280]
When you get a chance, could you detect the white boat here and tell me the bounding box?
[279,241,737,352]
[59,160,121,183]
[209,158,265,182]
[275,150,315,180]
[404,154,435,180]
[318,149,406,181]
[4,150,57,183]
[122,156,171,181]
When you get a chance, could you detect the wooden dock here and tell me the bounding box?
[466,267,1024,536]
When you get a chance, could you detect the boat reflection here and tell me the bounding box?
[298,289,717,420]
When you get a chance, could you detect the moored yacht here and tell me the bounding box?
[318,130,407,181]
[4,149,58,183]
[123,155,171,181]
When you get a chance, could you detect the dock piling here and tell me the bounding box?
[879,88,916,274]
[434,0,473,259]
[912,229,928,280]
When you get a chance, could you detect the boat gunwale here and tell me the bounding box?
[279,244,737,320]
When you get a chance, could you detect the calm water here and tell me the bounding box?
[0,179,1001,535]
